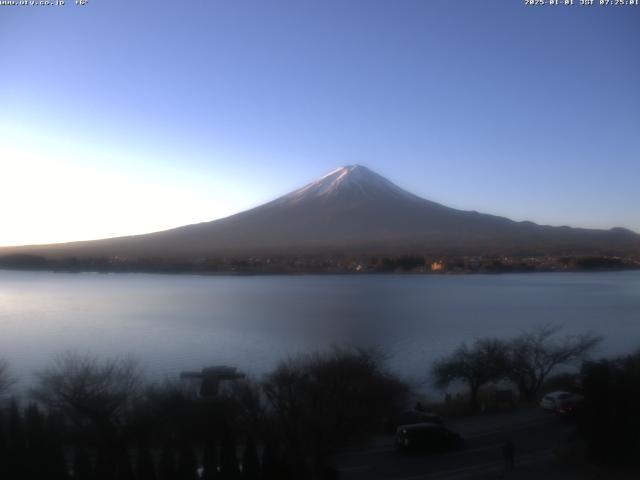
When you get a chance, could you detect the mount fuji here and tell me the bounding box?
[2,165,639,260]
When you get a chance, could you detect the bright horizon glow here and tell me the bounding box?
[1,0,638,247]
[0,125,270,247]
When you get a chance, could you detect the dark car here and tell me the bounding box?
[395,423,464,454]
[386,410,443,433]
[540,391,584,414]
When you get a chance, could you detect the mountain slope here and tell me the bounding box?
[2,165,639,259]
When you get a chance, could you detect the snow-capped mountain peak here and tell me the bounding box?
[280,164,418,204]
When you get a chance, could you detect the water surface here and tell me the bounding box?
[1,270,638,390]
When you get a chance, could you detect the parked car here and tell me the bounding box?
[395,423,464,454]
[386,410,443,433]
[540,391,584,414]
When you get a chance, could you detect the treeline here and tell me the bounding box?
[0,254,209,274]
[431,325,602,412]
[0,348,408,480]
[0,254,422,274]
[0,399,269,480]
[1,253,638,275]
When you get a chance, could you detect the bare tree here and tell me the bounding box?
[262,346,409,475]
[0,358,14,395]
[507,325,601,401]
[229,377,267,435]
[432,338,510,412]
[32,352,143,438]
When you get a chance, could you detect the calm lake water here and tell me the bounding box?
[1,270,639,391]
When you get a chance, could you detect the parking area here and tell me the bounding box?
[333,409,570,480]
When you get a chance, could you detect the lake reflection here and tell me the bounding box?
[1,270,639,390]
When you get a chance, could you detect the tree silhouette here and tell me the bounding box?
[177,442,198,480]
[432,338,510,412]
[95,446,116,480]
[115,448,134,480]
[7,399,27,480]
[0,417,8,480]
[507,325,601,401]
[73,447,94,480]
[135,442,157,480]
[158,444,177,480]
[219,429,239,479]
[33,351,144,470]
[240,437,259,480]
[25,403,47,479]
[260,444,279,480]
[263,346,408,474]
[202,437,218,480]
[581,352,640,465]
[44,412,70,480]
[0,359,15,396]
[33,352,143,445]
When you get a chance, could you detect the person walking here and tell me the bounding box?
[503,439,515,471]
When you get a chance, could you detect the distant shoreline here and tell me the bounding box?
[0,255,640,276]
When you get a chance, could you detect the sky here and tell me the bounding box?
[1,0,639,246]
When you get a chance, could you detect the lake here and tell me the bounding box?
[1,270,639,393]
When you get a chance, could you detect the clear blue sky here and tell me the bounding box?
[1,0,638,246]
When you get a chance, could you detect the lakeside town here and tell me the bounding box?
[1,253,639,275]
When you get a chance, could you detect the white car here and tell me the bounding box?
[540,391,583,413]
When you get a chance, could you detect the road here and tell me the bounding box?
[332,409,572,480]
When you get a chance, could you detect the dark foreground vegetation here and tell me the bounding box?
[0,327,638,479]
[580,352,640,466]
[0,253,638,275]
[0,348,408,480]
